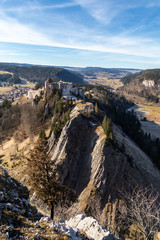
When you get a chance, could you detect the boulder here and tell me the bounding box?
[66,214,119,240]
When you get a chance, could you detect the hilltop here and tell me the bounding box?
[0,71,22,85]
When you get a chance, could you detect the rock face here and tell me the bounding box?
[142,80,155,87]
[0,166,119,240]
[0,166,41,222]
[113,124,160,191]
[66,214,119,240]
[49,101,160,230]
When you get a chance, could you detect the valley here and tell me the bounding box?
[1,0,160,239]
[72,67,140,90]
[0,66,160,240]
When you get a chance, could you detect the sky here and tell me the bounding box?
[0,0,160,69]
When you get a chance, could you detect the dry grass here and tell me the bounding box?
[140,105,160,122]
[16,82,35,88]
[0,71,13,75]
[85,76,123,90]
[0,87,12,92]
[0,210,70,240]
[0,82,35,93]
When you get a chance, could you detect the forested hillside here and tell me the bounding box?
[120,69,160,103]
[121,69,160,85]
[0,63,84,84]
[0,72,22,84]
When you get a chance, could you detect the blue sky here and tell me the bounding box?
[0,0,160,69]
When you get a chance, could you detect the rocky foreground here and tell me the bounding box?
[0,166,119,240]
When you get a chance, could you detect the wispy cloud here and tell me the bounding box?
[74,0,160,24]
[0,9,160,60]
[0,0,160,68]
[0,12,53,46]
[0,49,24,56]
[74,0,121,24]
[6,1,77,13]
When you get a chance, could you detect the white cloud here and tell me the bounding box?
[0,11,160,60]
[74,0,121,24]
[6,1,77,13]
[0,49,24,56]
[0,1,160,67]
[74,0,160,24]
[0,13,53,46]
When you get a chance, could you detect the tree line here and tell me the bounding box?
[46,89,73,139]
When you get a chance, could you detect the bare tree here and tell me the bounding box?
[119,185,160,240]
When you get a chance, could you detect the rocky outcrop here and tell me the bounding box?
[0,166,119,240]
[66,214,119,240]
[48,101,160,234]
[0,166,41,222]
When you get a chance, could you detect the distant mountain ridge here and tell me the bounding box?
[64,66,141,77]
[0,63,84,84]
[0,62,144,88]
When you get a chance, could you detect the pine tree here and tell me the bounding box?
[102,116,115,145]
[66,108,71,121]
[106,118,112,137]
[39,129,46,139]
[88,93,92,100]
[65,95,70,109]
[95,102,98,115]
[28,138,76,219]
[54,103,58,115]
[102,115,107,134]
[58,100,63,113]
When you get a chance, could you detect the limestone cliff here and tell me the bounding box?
[120,69,160,102]
[49,101,160,232]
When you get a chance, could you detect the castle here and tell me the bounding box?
[44,78,84,99]
[27,89,42,99]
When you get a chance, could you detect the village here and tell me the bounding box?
[0,86,31,103]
